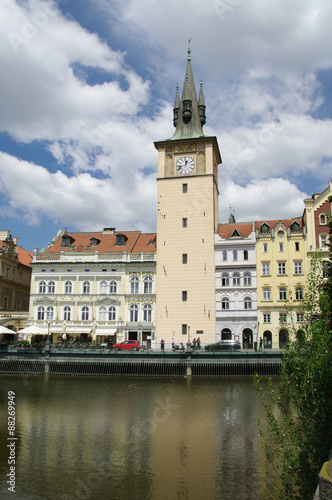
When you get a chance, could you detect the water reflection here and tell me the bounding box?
[0,377,271,499]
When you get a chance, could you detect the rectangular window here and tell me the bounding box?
[294,261,302,274]
[295,242,299,251]
[263,243,268,252]
[296,313,303,323]
[278,262,286,275]
[182,324,187,335]
[182,183,188,193]
[262,263,270,276]
[263,313,271,323]
[182,254,188,264]
[279,313,287,323]
[182,291,187,302]
[182,218,187,228]
[279,243,284,252]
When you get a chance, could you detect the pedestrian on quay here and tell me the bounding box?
[160,339,165,351]
[259,337,263,352]
[192,338,197,350]
[197,337,201,350]
[172,337,175,349]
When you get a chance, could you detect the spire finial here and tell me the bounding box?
[187,38,192,61]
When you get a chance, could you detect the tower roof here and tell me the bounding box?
[169,46,206,140]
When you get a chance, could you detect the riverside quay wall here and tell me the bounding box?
[0,347,282,378]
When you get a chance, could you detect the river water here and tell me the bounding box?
[0,376,275,500]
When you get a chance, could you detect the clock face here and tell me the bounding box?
[176,156,195,174]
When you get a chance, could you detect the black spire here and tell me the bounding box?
[170,45,206,140]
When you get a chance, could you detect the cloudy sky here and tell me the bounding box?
[1,0,332,251]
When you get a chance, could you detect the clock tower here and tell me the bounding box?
[154,48,222,345]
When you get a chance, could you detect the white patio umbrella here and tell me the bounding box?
[62,321,67,340]
[17,324,46,340]
[0,325,16,334]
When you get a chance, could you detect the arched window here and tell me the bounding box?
[83,281,90,294]
[129,304,139,322]
[48,281,55,293]
[222,250,227,261]
[233,250,238,260]
[108,306,116,321]
[244,297,252,310]
[81,306,89,321]
[100,281,108,294]
[99,306,107,321]
[279,288,287,301]
[221,273,229,286]
[243,272,252,286]
[263,288,271,301]
[221,297,230,310]
[63,306,71,321]
[233,273,240,286]
[130,276,139,294]
[46,305,54,320]
[39,281,46,293]
[110,281,117,294]
[37,305,45,320]
[143,276,153,294]
[64,281,72,294]
[295,287,303,300]
[143,303,152,322]
[243,250,248,260]
[320,214,326,224]
[221,328,231,340]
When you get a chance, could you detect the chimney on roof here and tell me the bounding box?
[103,228,116,235]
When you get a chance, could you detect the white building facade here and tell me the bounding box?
[215,222,258,348]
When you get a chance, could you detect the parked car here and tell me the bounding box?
[113,340,141,351]
[204,340,241,352]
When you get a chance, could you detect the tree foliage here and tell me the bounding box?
[255,213,332,499]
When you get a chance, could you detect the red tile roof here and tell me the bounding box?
[217,222,254,239]
[44,231,156,254]
[17,246,33,267]
[254,218,303,232]
[0,241,32,267]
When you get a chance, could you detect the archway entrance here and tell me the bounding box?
[263,331,272,349]
[221,328,231,340]
[279,329,289,348]
[243,328,253,349]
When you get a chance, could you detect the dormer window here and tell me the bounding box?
[60,234,75,248]
[90,237,100,246]
[182,99,192,123]
[115,233,128,246]
[260,223,269,233]
[231,229,241,238]
[291,221,300,232]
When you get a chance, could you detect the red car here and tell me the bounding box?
[113,340,140,351]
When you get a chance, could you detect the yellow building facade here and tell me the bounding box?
[255,219,307,348]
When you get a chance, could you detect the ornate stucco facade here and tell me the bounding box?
[28,229,156,345]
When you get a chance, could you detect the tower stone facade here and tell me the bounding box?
[154,50,221,344]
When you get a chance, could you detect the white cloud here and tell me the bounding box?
[219,178,307,223]
[0,152,157,232]
[0,0,150,141]
[1,0,332,249]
